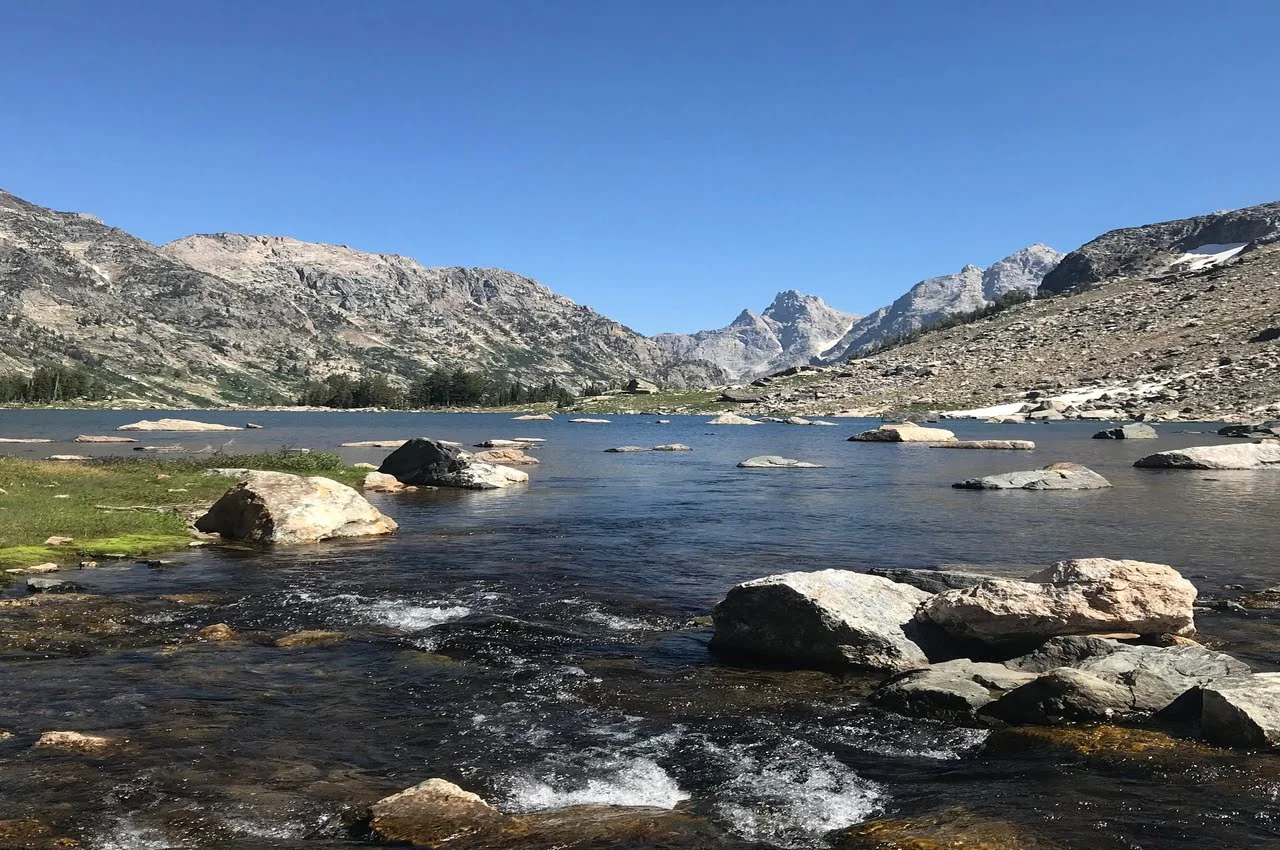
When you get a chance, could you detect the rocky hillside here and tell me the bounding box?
[736,225,1280,422]
[653,290,859,380]
[0,190,724,404]
[819,245,1064,360]
[1040,201,1280,294]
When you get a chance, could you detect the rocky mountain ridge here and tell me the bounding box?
[0,190,724,404]
[653,290,859,381]
[819,244,1065,361]
[728,204,1280,422]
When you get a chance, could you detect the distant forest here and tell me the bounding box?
[0,366,106,403]
[297,368,575,409]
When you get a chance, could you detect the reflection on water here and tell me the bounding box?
[2,411,1280,848]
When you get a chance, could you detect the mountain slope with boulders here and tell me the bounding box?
[0,189,724,404]
[819,244,1064,361]
[734,203,1280,421]
[653,290,859,381]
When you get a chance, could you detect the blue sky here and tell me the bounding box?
[3,1,1277,334]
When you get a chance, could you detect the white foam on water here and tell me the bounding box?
[705,740,885,848]
[87,819,177,850]
[828,720,990,761]
[287,590,470,633]
[503,755,689,811]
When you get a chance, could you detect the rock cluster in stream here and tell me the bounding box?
[710,560,1280,749]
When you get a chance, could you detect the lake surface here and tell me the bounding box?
[2,410,1279,849]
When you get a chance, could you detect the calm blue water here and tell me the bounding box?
[1,410,1278,849]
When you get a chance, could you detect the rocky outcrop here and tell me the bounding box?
[736,456,824,468]
[953,462,1110,490]
[653,444,692,451]
[362,471,405,492]
[1039,201,1280,294]
[1200,674,1280,748]
[605,446,653,453]
[921,559,1197,645]
[378,439,529,489]
[369,778,507,846]
[710,570,934,671]
[821,245,1063,359]
[871,659,1038,721]
[867,567,997,594]
[706,412,760,425]
[34,730,112,753]
[74,435,137,443]
[195,471,398,543]
[117,418,240,431]
[1093,423,1158,439]
[471,448,540,465]
[850,423,956,442]
[1134,443,1280,470]
[654,290,860,381]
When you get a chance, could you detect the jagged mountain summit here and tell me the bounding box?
[0,189,724,404]
[1040,201,1280,294]
[819,244,1064,361]
[653,290,860,381]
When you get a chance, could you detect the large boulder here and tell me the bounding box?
[710,570,934,672]
[1134,443,1280,470]
[850,423,956,442]
[117,418,240,431]
[378,439,529,489]
[1093,423,1158,439]
[952,462,1111,490]
[871,659,1038,721]
[987,635,1250,723]
[195,471,398,544]
[868,567,998,594]
[921,559,1197,645]
[472,448,540,466]
[1201,674,1280,748]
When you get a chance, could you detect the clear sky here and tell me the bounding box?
[3,1,1277,334]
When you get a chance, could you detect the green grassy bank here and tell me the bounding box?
[0,451,367,569]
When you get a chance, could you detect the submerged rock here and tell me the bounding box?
[605,446,654,453]
[1201,674,1280,748]
[34,730,112,753]
[710,569,934,672]
[195,471,398,544]
[74,435,137,443]
[934,440,1036,450]
[25,577,84,594]
[850,423,957,442]
[872,658,1038,721]
[736,455,824,468]
[379,439,529,489]
[952,462,1111,490]
[1093,423,1159,439]
[921,559,1197,644]
[117,418,240,431]
[275,630,348,648]
[833,807,1061,850]
[1134,443,1280,470]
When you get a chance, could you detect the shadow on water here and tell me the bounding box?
[1,412,1279,848]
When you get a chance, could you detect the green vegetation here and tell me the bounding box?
[0,451,366,570]
[569,388,729,414]
[0,365,107,403]
[298,369,574,409]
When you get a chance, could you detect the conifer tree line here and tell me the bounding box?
[0,366,105,403]
[297,368,575,409]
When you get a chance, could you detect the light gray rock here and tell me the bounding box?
[1134,443,1280,470]
[1093,423,1158,439]
[605,446,654,453]
[921,558,1198,644]
[710,569,934,671]
[851,423,957,442]
[707,412,761,426]
[933,440,1036,450]
[652,444,693,451]
[982,667,1137,724]
[117,418,240,431]
[736,455,824,468]
[872,659,1038,720]
[25,577,85,594]
[568,418,611,424]
[1201,674,1280,748]
[378,438,529,489]
[952,462,1110,490]
[195,471,398,544]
